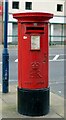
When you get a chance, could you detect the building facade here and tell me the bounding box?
[3,0,66,44]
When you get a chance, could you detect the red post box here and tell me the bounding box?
[13,12,53,116]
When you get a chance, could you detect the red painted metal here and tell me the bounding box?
[13,12,53,89]
[0,6,3,15]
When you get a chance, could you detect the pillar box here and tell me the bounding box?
[13,12,53,116]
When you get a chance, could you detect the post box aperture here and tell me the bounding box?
[13,12,53,116]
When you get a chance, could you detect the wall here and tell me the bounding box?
[9,0,65,15]
[5,0,66,43]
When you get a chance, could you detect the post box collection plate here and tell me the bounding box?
[31,35,40,50]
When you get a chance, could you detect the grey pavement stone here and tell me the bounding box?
[2,102,62,118]
[0,83,65,119]
[50,92,64,117]
[0,97,2,120]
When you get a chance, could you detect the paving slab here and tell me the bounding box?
[0,83,64,119]
[1,83,64,119]
[51,92,64,117]
[2,100,62,118]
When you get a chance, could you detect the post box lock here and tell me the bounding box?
[43,53,47,63]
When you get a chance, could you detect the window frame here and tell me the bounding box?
[57,4,63,12]
[12,1,19,9]
[25,2,32,10]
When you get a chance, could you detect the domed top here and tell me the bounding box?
[13,12,53,22]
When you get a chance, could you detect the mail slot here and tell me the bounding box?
[13,12,53,116]
[26,26,44,33]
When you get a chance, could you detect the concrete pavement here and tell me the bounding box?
[0,82,65,119]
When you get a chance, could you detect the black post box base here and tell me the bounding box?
[18,87,50,116]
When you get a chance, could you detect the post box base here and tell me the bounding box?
[18,87,50,116]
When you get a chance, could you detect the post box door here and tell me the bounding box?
[19,24,48,89]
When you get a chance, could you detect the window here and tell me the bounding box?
[12,1,19,9]
[25,2,32,10]
[57,4,63,12]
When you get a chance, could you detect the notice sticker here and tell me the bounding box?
[31,36,40,50]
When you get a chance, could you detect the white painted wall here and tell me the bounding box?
[9,0,65,23]
[7,0,65,43]
[8,0,65,15]
[8,23,12,43]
